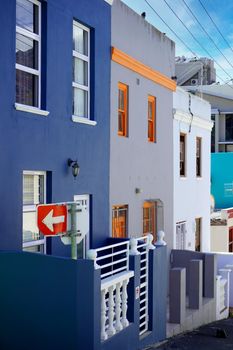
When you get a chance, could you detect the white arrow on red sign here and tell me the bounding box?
[42,209,66,232]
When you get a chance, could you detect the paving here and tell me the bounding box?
[146,318,233,350]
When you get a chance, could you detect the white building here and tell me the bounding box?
[173,87,213,251]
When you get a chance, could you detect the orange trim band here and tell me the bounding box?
[112,47,176,92]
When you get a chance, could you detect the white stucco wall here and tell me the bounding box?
[173,88,212,251]
[211,225,229,252]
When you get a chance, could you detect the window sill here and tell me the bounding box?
[196,176,203,180]
[180,176,187,179]
[15,103,50,116]
[72,115,97,126]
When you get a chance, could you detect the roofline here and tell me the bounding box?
[184,86,233,101]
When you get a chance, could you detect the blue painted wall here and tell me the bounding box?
[0,251,101,350]
[0,0,111,254]
[211,153,233,209]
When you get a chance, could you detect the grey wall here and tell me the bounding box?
[110,0,175,248]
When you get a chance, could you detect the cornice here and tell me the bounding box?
[173,108,213,131]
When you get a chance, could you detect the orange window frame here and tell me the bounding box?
[143,201,156,242]
[118,83,128,137]
[112,205,128,238]
[148,95,156,142]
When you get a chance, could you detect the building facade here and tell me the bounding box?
[173,87,212,252]
[175,56,216,86]
[0,0,112,256]
[110,0,176,249]
[183,84,233,153]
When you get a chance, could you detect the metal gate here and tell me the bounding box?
[135,236,149,336]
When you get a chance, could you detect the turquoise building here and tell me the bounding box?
[211,153,233,209]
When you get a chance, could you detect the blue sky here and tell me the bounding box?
[122,0,233,84]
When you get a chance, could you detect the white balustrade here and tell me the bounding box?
[216,268,231,320]
[115,282,123,332]
[121,279,129,328]
[101,289,108,341]
[87,240,130,279]
[100,270,134,341]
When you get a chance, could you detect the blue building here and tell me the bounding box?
[0,0,112,256]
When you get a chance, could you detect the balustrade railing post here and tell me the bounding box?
[121,279,129,328]
[87,249,100,269]
[115,282,123,332]
[130,238,139,256]
[107,285,116,337]
[147,233,155,250]
[101,289,108,341]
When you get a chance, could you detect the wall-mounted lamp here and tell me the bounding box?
[67,158,80,178]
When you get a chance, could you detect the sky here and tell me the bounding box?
[122,0,233,84]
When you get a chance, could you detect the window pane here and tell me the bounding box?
[23,174,34,205]
[23,173,45,248]
[118,89,124,110]
[23,244,44,253]
[226,114,233,141]
[16,69,38,107]
[23,210,42,243]
[118,112,124,133]
[73,58,88,86]
[148,101,153,120]
[73,25,88,55]
[16,0,39,34]
[16,33,38,69]
[73,88,88,118]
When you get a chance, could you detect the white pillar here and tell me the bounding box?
[121,279,129,328]
[147,233,155,250]
[86,249,100,269]
[101,289,108,341]
[130,238,139,255]
[115,282,123,332]
[107,285,116,337]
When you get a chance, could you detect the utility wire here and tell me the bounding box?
[144,0,233,91]
[180,0,233,70]
[197,0,233,55]
[161,0,233,81]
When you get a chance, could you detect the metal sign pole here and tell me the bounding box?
[70,203,77,260]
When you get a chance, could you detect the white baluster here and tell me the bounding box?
[101,289,108,341]
[130,237,140,255]
[107,285,116,337]
[155,230,167,247]
[115,282,123,332]
[86,249,100,269]
[121,279,129,328]
[147,233,155,250]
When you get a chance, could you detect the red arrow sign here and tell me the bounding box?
[37,204,68,236]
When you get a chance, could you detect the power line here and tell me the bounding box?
[197,0,233,55]
[144,0,233,91]
[180,0,233,70]
[161,0,233,81]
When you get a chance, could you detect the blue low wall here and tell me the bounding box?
[0,246,168,350]
[0,252,100,350]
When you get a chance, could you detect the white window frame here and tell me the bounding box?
[72,21,90,121]
[23,170,46,253]
[16,0,41,109]
[176,221,186,250]
[74,194,90,258]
